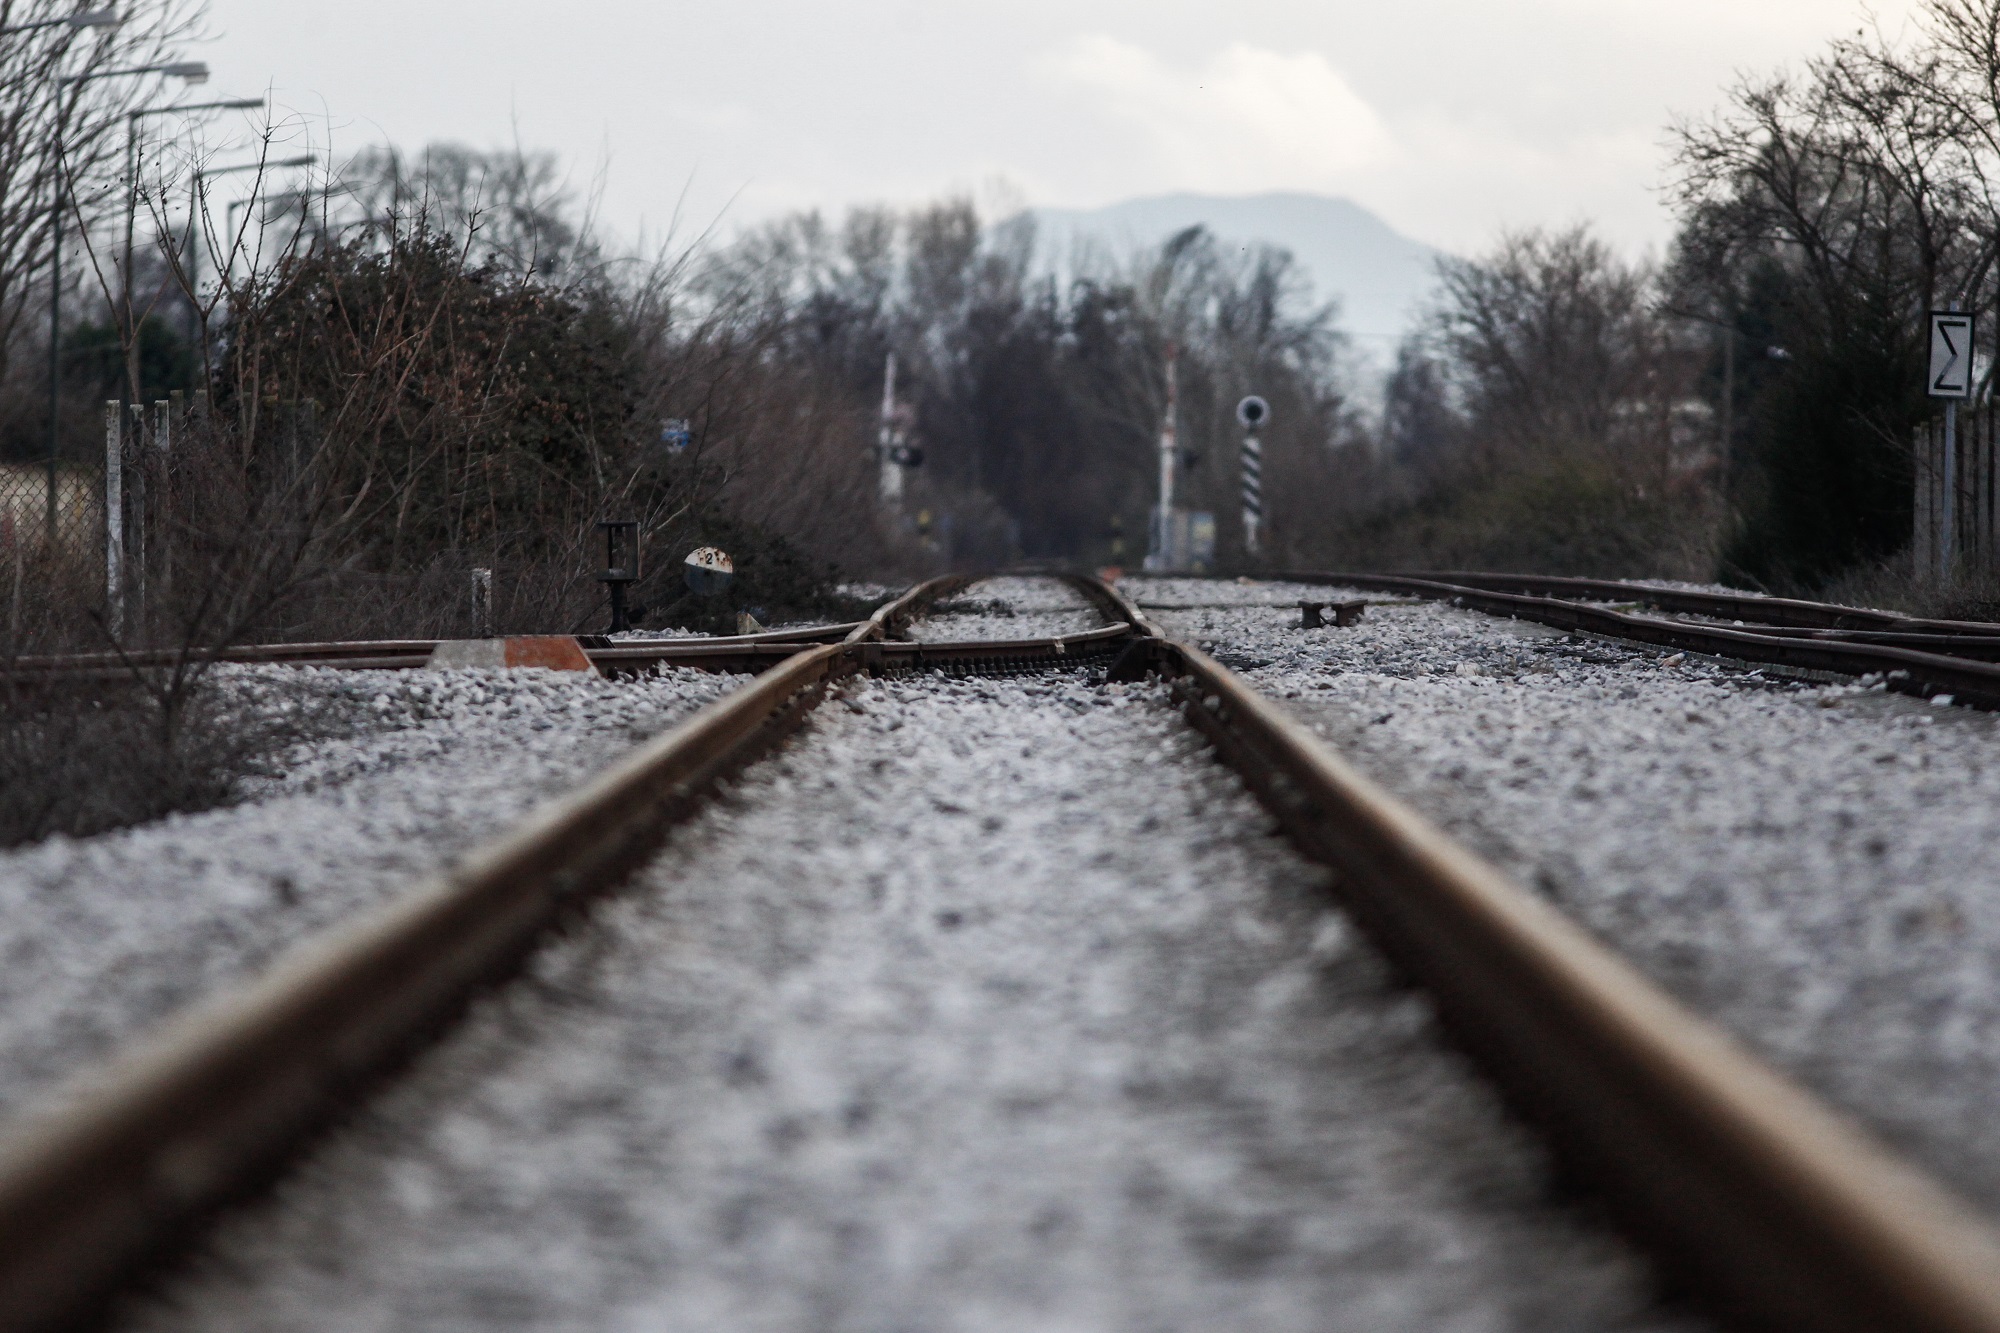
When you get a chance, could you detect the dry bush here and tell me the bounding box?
[1812,555,2000,621]
[0,676,344,849]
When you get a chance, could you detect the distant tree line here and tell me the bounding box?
[17,0,2000,638]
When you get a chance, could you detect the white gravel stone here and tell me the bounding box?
[0,663,736,1120]
[1134,573,2000,1217]
[904,575,1105,641]
[118,670,1694,1332]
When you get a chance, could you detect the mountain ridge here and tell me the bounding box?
[1023,191,1442,355]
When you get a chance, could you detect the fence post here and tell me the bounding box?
[162,394,179,605]
[472,567,493,637]
[8,511,20,643]
[104,401,122,635]
[1988,402,1998,576]
[1915,417,1939,583]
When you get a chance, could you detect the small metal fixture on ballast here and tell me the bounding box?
[596,520,643,633]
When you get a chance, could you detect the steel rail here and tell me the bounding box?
[846,574,977,643]
[1326,569,2000,635]
[0,573,1109,1331]
[1686,623,2000,661]
[1251,572,2000,707]
[0,572,1079,686]
[0,621,870,682]
[0,640,850,1331]
[24,569,2000,1329]
[866,623,1133,676]
[1096,576,2000,1331]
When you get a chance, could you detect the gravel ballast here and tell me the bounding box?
[119,668,1694,1332]
[1134,574,2000,1218]
[0,663,736,1121]
[903,574,1105,641]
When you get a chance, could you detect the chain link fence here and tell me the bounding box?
[0,455,102,569]
[1917,402,2000,583]
[0,399,183,645]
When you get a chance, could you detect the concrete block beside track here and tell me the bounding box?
[425,636,594,671]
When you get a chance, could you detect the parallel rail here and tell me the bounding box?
[2,573,1999,1330]
[0,573,1064,1330]
[1100,581,2000,1331]
[1335,569,2000,635]
[1266,571,2000,708]
[0,621,870,686]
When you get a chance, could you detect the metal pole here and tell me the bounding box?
[187,168,201,321]
[1943,298,1964,583]
[46,140,61,550]
[1147,345,1178,570]
[1945,398,1959,582]
[1241,431,1263,557]
[471,567,493,638]
[162,391,178,604]
[878,351,902,504]
[134,398,165,629]
[104,401,123,634]
[123,114,139,403]
[1721,325,1735,492]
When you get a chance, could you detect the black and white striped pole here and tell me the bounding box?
[1237,395,1268,558]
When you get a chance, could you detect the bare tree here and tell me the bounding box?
[0,0,203,404]
[1429,227,1691,482]
[1663,0,2000,584]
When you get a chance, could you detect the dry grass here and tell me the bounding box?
[1812,555,2000,622]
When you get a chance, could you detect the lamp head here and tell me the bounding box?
[163,61,208,84]
[68,7,121,28]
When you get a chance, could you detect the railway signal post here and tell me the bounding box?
[1237,395,1268,558]
[1145,345,1180,571]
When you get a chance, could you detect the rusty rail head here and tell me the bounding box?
[0,643,849,1332]
[1073,568,2000,1331]
[1249,572,2000,710]
[0,593,1119,1332]
[15,572,2000,1330]
[1277,569,2000,637]
[846,575,977,645]
[1078,573,1164,639]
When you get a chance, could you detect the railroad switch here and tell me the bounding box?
[1300,600,1366,629]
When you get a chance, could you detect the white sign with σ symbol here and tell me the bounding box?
[1929,311,1977,399]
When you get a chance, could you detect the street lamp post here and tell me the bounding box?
[187,154,310,302]
[45,58,208,545]
[0,7,119,37]
[122,95,260,399]
[222,180,353,281]
[19,7,127,537]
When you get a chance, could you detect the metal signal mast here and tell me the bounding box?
[879,352,903,504]
[1237,395,1269,557]
[1145,344,1179,570]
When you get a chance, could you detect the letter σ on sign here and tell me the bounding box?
[1929,311,1977,399]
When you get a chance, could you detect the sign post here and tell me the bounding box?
[1929,306,1976,579]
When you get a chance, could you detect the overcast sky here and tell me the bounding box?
[196,0,1925,258]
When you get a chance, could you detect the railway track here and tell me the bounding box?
[2,574,2000,1329]
[1354,570,1994,633]
[1271,570,2000,708]
[0,619,872,688]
